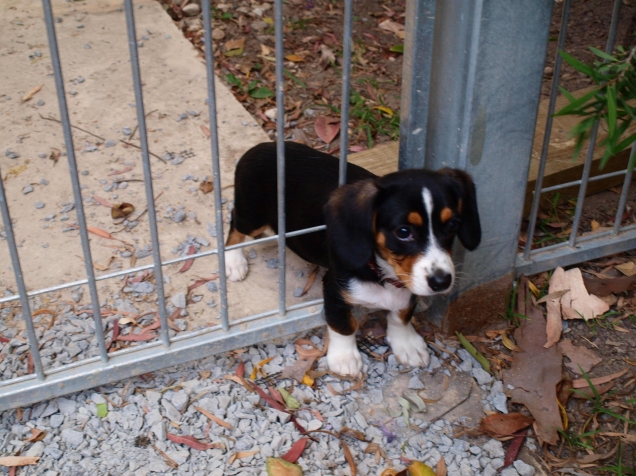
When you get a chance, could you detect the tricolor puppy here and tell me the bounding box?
[225,142,481,377]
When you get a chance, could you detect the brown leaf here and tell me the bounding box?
[295,338,325,359]
[318,44,336,67]
[299,266,319,297]
[200,125,211,138]
[479,413,534,437]
[0,456,39,467]
[93,195,114,208]
[195,406,232,429]
[378,19,405,39]
[583,272,636,296]
[21,85,43,102]
[544,276,564,348]
[224,37,245,52]
[108,166,133,176]
[314,116,340,144]
[281,438,308,463]
[281,358,315,383]
[341,438,357,476]
[503,430,527,468]
[572,381,614,399]
[285,54,304,62]
[24,428,46,443]
[199,180,214,194]
[557,338,602,374]
[549,267,609,320]
[572,368,628,388]
[503,278,563,446]
[437,456,447,476]
[179,245,197,273]
[235,360,245,378]
[87,226,115,240]
[339,426,368,442]
[111,202,135,219]
[186,275,219,294]
[166,433,222,451]
[615,261,636,276]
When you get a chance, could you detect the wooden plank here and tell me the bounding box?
[348,87,633,218]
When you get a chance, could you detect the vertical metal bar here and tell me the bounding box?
[523,0,571,259]
[398,0,436,170]
[274,0,286,315]
[201,1,230,331]
[613,141,636,234]
[0,168,45,379]
[123,0,170,346]
[41,0,109,362]
[338,0,353,185]
[568,0,621,247]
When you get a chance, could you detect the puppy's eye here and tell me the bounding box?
[447,218,460,232]
[394,226,413,241]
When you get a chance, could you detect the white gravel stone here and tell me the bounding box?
[26,441,45,457]
[514,460,536,476]
[483,439,505,458]
[61,429,84,447]
[501,467,520,476]
[471,367,493,385]
[162,399,182,423]
[57,397,77,415]
[171,391,189,412]
[408,375,425,389]
[171,292,186,309]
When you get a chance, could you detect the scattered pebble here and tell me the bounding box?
[266,258,279,269]
[35,202,45,209]
[5,149,19,159]
[22,184,34,195]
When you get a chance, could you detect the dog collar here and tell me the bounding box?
[367,259,406,289]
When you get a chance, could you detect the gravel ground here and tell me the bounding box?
[0,329,538,476]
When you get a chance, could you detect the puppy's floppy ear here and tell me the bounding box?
[324,179,378,270]
[440,168,481,251]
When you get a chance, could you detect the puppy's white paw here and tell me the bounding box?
[387,322,430,368]
[225,249,248,281]
[326,330,362,377]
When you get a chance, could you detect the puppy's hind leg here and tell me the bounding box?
[224,214,249,282]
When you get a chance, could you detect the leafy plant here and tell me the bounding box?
[554,45,636,169]
[225,74,274,99]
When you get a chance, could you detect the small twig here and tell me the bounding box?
[39,113,105,141]
[128,109,157,140]
[119,140,167,164]
[431,383,473,423]
[151,443,179,469]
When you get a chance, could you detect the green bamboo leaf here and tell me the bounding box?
[589,46,617,63]
[249,87,274,99]
[607,84,617,138]
[614,131,636,156]
[554,88,599,117]
[277,387,300,410]
[455,332,490,374]
[558,86,576,103]
[559,51,594,77]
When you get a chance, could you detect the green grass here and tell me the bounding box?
[500,280,528,327]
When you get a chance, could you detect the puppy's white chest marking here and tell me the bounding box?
[347,279,411,311]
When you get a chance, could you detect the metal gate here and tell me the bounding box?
[1,0,631,411]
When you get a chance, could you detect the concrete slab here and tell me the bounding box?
[0,0,321,337]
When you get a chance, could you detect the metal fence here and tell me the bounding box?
[0,0,355,411]
[1,0,632,411]
[517,0,636,277]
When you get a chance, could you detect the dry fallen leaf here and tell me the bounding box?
[572,368,628,389]
[615,261,636,276]
[285,54,304,62]
[583,272,636,296]
[503,278,563,446]
[21,85,43,102]
[266,457,303,476]
[0,456,39,467]
[319,44,336,67]
[167,433,222,451]
[558,338,602,374]
[199,180,214,194]
[194,406,232,429]
[111,202,135,219]
[281,438,308,463]
[479,413,534,437]
[378,19,405,39]
[549,267,609,321]
[314,116,340,144]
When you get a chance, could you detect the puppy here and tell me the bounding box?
[225,142,481,376]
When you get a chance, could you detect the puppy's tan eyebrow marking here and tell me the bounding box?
[407,211,423,226]
[457,199,463,214]
[440,207,453,223]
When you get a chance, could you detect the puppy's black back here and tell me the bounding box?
[233,142,375,267]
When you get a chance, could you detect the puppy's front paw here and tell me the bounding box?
[225,249,248,281]
[387,323,430,368]
[326,330,362,377]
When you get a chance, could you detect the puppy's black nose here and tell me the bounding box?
[427,271,452,292]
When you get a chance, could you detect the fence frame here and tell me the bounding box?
[0,0,633,410]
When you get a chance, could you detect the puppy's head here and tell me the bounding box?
[324,168,481,296]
